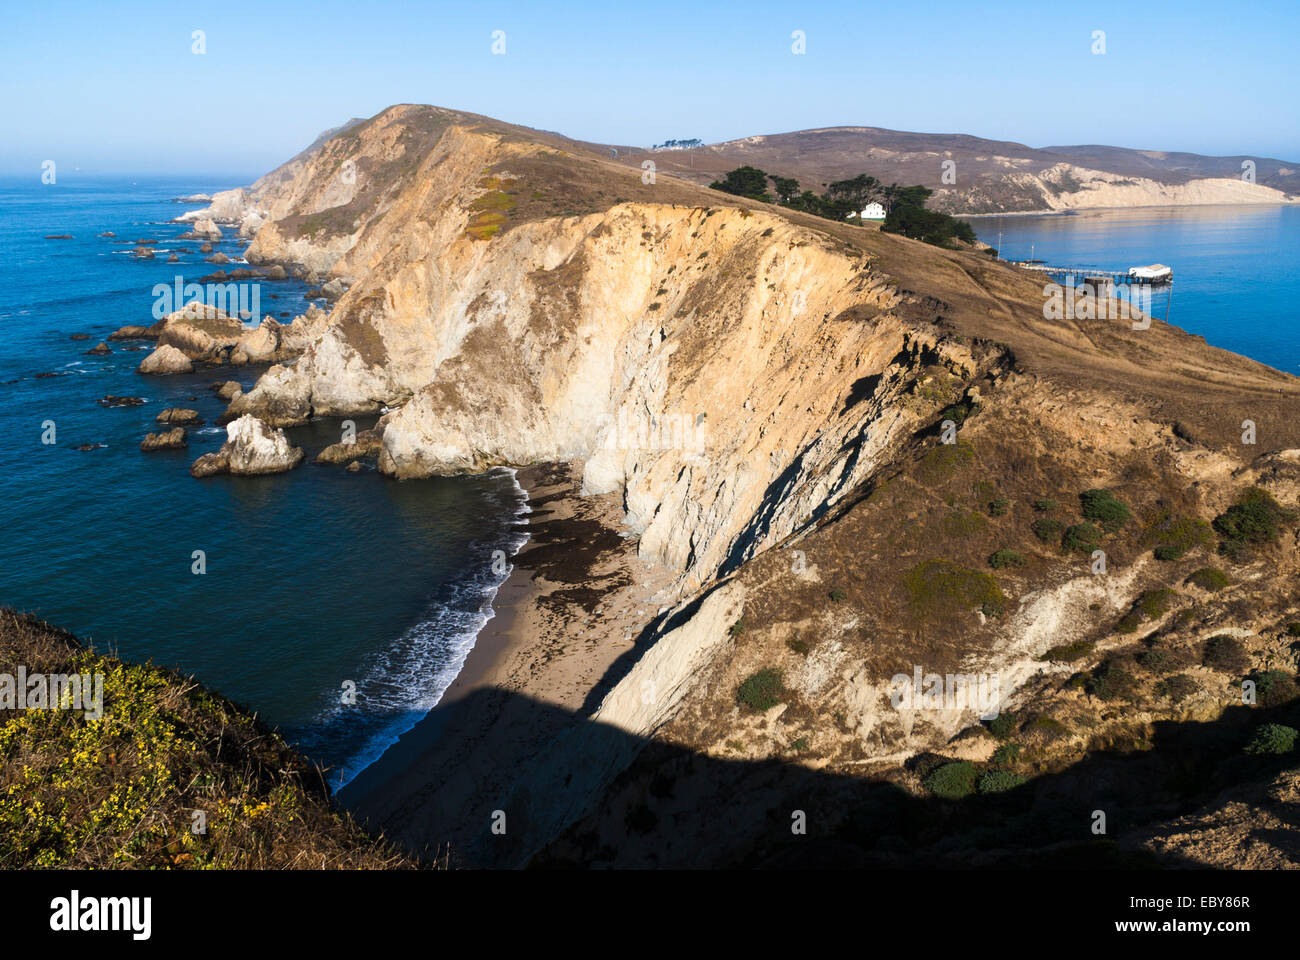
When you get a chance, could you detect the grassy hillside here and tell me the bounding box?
[0,609,411,869]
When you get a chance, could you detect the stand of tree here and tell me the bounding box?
[708,167,976,249]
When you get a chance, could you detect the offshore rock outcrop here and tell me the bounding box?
[128,303,327,374]
[189,415,304,478]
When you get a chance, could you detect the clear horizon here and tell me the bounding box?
[2,0,1298,177]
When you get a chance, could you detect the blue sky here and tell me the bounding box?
[1,0,1297,175]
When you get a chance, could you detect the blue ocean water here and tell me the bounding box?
[973,204,1300,376]
[0,175,528,787]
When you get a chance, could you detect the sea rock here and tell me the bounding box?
[98,231,116,238]
[44,234,73,240]
[189,414,304,477]
[346,460,362,473]
[167,254,179,263]
[96,395,144,407]
[220,362,312,426]
[84,342,112,355]
[265,265,287,280]
[181,218,223,240]
[156,304,246,360]
[315,428,382,464]
[140,427,187,451]
[108,319,166,340]
[132,246,156,259]
[189,452,227,477]
[73,443,106,451]
[205,252,230,265]
[68,333,91,341]
[176,193,211,203]
[156,407,202,425]
[239,318,281,362]
[137,344,194,375]
[199,242,213,254]
[214,380,243,402]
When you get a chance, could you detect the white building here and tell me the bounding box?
[859,201,886,221]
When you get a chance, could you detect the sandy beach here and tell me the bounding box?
[336,460,675,865]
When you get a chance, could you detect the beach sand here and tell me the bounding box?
[336,460,674,865]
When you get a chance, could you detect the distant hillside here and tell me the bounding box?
[597,126,1300,214]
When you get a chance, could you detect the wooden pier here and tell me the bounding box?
[1008,261,1174,286]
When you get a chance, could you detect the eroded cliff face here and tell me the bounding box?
[225,191,1003,594]
[202,109,1009,594]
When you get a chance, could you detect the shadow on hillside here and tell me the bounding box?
[336,682,1300,869]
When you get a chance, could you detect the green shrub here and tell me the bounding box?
[988,498,1012,517]
[937,400,978,429]
[1244,723,1297,756]
[1186,567,1230,592]
[1203,635,1248,673]
[903,558,1007,619]
[1287,623,1300,637]
[1137,648,1181,673]
[1039,639,1095,662]
[790,737,809,752]
[737,668,783,711]
[1062,522,1102,554]
[1245,670,1299,707]
[828,588,847,603]
[786,638,810,656]
[1120,588,1176,635]
[1033,498,1057,512]
[916,442,975,484]
[990,742,1022,765]
[1027,715,1069,738]
[1117,590,1176,634]
[728,619,746,637]
[989,548,1026,569]
[923,761,978,799]
[978,770,1028,794]
[1080,489,1131,533]
[1146,515,1214,560]
[1032,517,1064,543]
[1157,674,1198,702]
[1214,488,1294,559]
[1088,659,1138,701]
[985,711,1018,740]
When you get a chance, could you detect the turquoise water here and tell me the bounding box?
[973,204,1300,376]
[0,175,527,787]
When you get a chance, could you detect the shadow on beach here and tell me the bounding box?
[336,683,1300,869]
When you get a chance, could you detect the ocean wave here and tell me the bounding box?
[306,473,532,790]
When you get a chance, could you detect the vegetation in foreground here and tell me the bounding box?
[0,609,411,869]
